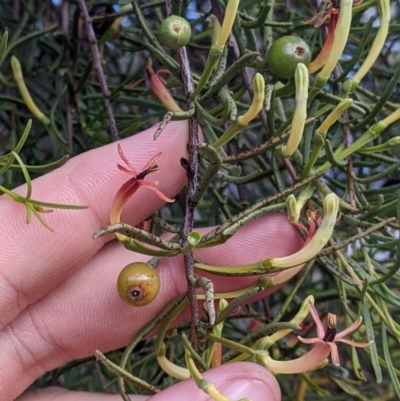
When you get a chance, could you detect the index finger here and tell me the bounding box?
[0,121,190,329]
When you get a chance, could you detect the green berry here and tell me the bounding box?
[159,15,191,49]
[266,36,312,79]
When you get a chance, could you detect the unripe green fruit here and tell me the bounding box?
[159,15,191,49]
[117,262,160,307]
[266,36,312,79]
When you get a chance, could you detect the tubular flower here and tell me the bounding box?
[298,301,372,366]
[264,193,339,270]
[110,144,174,240]
[308,12,338,74]
[127,59,182,112]
[145,59,182,112]
[194,194,338,278]
[259,301,371,374]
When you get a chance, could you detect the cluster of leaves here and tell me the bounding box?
[1,0,400,400]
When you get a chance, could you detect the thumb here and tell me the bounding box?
[148,362,280,401]
[16,363,280,401]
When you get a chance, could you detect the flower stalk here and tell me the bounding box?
[0,31,8,66]
[316,107,400,173]
[207,299,228,368]
[185,348,251,401]
[302,98,353,177]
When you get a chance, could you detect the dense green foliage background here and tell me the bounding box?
[1,0,400,399]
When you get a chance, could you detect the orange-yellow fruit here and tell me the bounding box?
[117,262,160,307]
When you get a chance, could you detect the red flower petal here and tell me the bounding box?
[117,143,137,175]
[139,181,174,203]
[110,177,140,224]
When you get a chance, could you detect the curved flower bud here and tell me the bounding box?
[264,193,339,269]
[146,59,182,112]
[157,343,190,380]
[308,13,338,74]
[319,0,352,81]
[349,0,390,91]
[255,295,315,351]
[357,136,400,154]
[214,0,239,49]
[213,73,265,150]
[286,185,315,224]
[190,0,239,99]
[237,73,265,126]
[318,99,353,135]
[12,56,50,126]
[209,15,221,49]
[301,99,353,178]
[280,63,309,157]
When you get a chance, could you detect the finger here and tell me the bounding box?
[0,121,190,329]
[17,387,149,401]
[148,363,280,401]
[1,213,302,400]
[17,363,280,401]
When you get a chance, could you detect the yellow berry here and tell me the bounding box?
[117,262,160,307]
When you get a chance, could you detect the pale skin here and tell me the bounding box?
[0,121,303,401]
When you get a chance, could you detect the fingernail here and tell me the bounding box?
[221,378,280,401]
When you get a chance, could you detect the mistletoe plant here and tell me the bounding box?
[1,0,400,400]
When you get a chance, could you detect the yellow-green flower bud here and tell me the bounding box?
[215,0,239,49]
[237,73,265,125]
[281,63,309,157]
[266,193,339,269]
[317,98,353,136]
[213,73,265,150]
[358,136,400,153]
[11,56,50,125]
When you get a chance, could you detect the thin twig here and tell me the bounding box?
[165,0,172,15]
[344,110,356,208]
[77,0,119,142]
[176,43,201,350]
[333,66,356,208]
[62,0,73,153]
[163,0,200,350]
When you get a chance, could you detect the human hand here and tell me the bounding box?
[0,121,303,401]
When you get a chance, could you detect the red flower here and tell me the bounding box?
[260,300,371,374]
[297,300,372,366]
[110,144,174,233]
